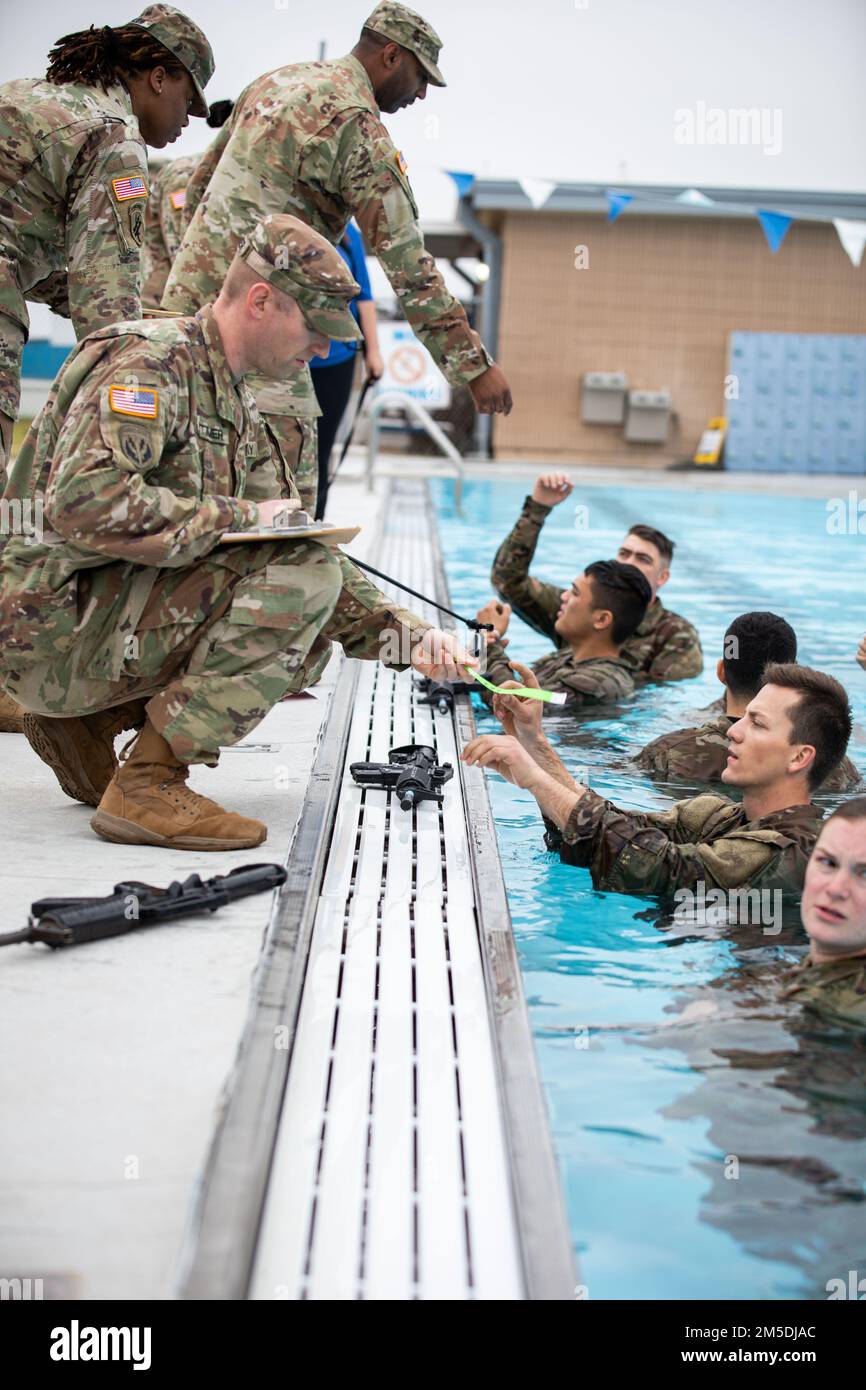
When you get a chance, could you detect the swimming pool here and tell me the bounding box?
[432,475,866,1301]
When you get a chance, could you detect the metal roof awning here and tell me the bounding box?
[467,180,866,224]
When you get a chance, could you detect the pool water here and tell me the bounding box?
[432,476,866,1301]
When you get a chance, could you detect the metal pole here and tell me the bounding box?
[456,195,504,460]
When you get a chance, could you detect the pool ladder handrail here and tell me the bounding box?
[364,390,465,513]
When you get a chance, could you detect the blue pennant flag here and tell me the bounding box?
[606,192,634,223]
[445,170,476,198]
[757,209,793,253]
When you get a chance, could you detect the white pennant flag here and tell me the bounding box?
[519,177,557,210]
[833,218,866,268]
[676,187,714,206]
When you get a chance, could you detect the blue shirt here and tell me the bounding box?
[309,221,372,370]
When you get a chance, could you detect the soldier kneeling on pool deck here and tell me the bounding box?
[0,214,472,850]
[491,472,703,684]
[473,559,651,711]
[638,610,863,793]
[462,663,852,898]
[782,797,866,1027]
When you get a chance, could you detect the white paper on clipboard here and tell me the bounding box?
[220,522,361,546]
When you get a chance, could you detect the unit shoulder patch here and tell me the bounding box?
[120,428,154,467]
[108,384,159,419]
[128,202,145,247]
[111,174,149,202]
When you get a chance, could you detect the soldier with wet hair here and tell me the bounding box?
[638,612,862,791]
[490,473,703,684]
[475,558,651,710]
[783,798,866,1027]
[463,663,853,898]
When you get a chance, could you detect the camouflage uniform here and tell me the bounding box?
[637,711,863,792]
[162,10,493,511]
[544,791,824,896]
[140,155,195,308]
[481,635,634,712]
[491,495,703,683]
[0,5,214,487]
[781,955,866,1028]
[0,78,147,482]
[0,221,430,766]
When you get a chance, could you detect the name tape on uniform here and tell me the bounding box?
[108,385,159,419]
[112,174,149,202]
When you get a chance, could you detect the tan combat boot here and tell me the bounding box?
[91,718,267,850]
[23,700,148,807]
[0,690,25,733]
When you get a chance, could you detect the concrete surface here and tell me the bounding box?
[0,469,385,1301]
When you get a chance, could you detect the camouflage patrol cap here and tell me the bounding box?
[237,215,362,342]
[364,2,446,87]
[128,5,214,118]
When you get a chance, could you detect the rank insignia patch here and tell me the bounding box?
[109,385,158,418]
[111,174,149,202]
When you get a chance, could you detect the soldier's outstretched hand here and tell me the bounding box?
[475,598,511,638]
[461,733,540,789]
[532,472,573,507]
[491,661,544,744]
[411,628,477,682]
[469,363,513,415]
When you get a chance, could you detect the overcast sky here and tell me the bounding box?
[4,0,865,223]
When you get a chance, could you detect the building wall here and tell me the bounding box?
[490,210,866,464]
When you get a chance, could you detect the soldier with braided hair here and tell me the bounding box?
[0,5,214,486]
[0,5,215,732]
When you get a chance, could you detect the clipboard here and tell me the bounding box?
[220,522,361,546]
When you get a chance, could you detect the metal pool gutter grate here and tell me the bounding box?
[178,478,575,1301]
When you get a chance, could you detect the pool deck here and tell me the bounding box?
[0,465,382,1301]
[1,449,859,1301]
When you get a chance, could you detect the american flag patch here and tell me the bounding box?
[108,385,158,418]
[111,174,148,202]
[169,188,186,210]
[395,150,408,175]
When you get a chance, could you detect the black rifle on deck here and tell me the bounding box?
[414,675,476,715]
[350,744,453,810]
[0,863,287,949]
